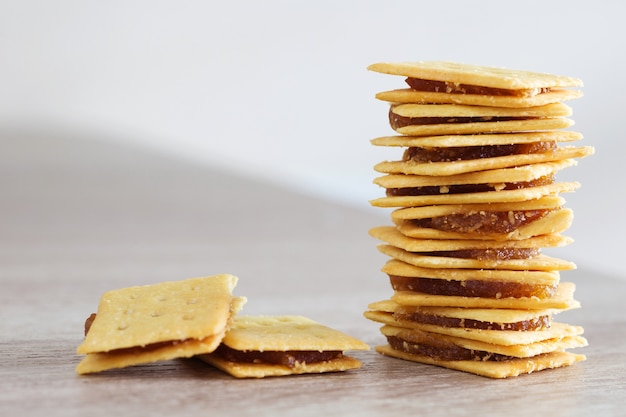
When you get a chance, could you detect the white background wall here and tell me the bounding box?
[1,0,623,277]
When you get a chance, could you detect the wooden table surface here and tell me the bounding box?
[1,131,624,416]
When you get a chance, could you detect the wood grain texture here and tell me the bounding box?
[1,131,624,416]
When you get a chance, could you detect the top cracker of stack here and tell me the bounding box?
[364,61,594,378]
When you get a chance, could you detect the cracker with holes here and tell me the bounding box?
[76,274,245,374]
[200,315,369,378]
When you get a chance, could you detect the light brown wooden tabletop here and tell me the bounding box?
[1,131,624,416]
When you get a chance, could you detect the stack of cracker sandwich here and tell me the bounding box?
[364,61,594,378]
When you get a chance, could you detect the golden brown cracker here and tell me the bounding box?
[368,61,583,90]
[370,182,580,208]
[391,282,579,310]
[367,310,583,346]
[395,118,573,136]
[388,102,574,136]
[393,208,573,241]
[375,88,583,108]
[369,225,573,251]
[376,244,576,271]
[366,299,573,323]
[391,102,572,118]
[76,275,244,374]
[382,259,560,286]
[76,295,247,374]
[379,324,587,357]
[78,275,240,354]
[390,197,565,221]
[199,315,369,378]
[215,315,369,352]
[374,146,593,176]
[201,352,364,379]
[76,333,226,375]
[375,344,585,378]
[371,131,582,148]
[375,162,574,190]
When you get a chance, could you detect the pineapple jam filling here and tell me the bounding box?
[389,111,529,130]
[389,275,556,299]
[387,335,515,362]
[385,175,555,197]
[212,344,343,368]
[402,141,557,163]
[393,310,551,331]
[404,77,551,97]
[407,209,551,234]
[415,248,540,260]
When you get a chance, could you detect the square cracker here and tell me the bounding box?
[393,208,573,241]
[76,275,244,374]
[370,182,580,208]
[216,315,369,351]
[366,310,584,346]
[200,315,369,378]
[375,161,576,189]
[375,88,582,108]
[366,299,574,324]
[393,118,573,136]
[391,282,579,310]
[76,330,230,375]
[371,131,583,148]
[387,102,574,137]
[379,324,587,357]
[381,259,560,286]
[391,102,571,118]
[375,345,586,379]
[374,146,593,177]
[369,225,574,251]
[376,244,576,272]
[367,61,583,90]
[391,198,566,220]
[78,274,240,354]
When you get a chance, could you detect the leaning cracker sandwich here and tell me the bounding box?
[200,315,370,378]
[365,61,592,378]
[76,274,245,374]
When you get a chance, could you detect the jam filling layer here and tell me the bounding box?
[389,112,530,130]
[387,335,514,362]
[213,344,343,368]
[385,175,554,197]
[389,275,556,299]
[405,78,551,97]
[393,311,551,331]
[406,209,551,235]
[385,175,555,197]
[414,248,540,261]
[402,142,557,163]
